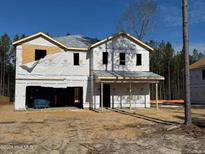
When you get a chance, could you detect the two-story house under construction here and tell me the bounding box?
[13,32,164,110]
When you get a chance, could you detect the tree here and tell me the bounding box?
[117,0,157,40]
[190,49,204,64]
[148,38,204,102]
[162,42,174,99]
[0,34,11,96]
[182,0,192,125]
[0,34,26,99]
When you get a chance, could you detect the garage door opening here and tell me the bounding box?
[26,86,83,109]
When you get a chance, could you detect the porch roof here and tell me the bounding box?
[93,70,164,82]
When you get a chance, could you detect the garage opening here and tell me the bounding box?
[26,86,83,109]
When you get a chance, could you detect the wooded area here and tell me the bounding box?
[149,40,204,100]
[0,33,204,100]
[0,34,26,100]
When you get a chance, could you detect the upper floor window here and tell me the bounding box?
[202,70,205,80]
[119,53,125,65]
[102,52,108,65]
[73,53,79,65]
[35,49,47,61]
[136,54,142,66]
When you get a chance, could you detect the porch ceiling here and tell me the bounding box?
[93,70,165,82]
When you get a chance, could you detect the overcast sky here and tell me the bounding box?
[0,0,205,52]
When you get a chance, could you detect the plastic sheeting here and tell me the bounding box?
[19,52,76,77]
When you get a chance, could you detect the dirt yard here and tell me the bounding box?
[0,103,205,154]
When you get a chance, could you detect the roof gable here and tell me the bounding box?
[23,36,59,47]
[13,32,68,49]
[190,57,205,70]
[89,32,154,52]
[12,32,88,51]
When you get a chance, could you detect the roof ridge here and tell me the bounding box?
[55,34,83,38]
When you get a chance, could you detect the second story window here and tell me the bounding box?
[73,53,79,65]
[35,49,47,61]
[102,52,108,65]
[202,70,205,80]
[136,54,142,66]
[119,53,125,65]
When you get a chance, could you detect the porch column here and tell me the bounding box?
[155,82,159,110]
[101,82,103,111]
[129,82,132,110]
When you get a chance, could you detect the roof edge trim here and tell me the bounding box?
[12,32,89,51]
[89,32,154,52]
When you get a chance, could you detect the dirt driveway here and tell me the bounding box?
[0,104,204,153]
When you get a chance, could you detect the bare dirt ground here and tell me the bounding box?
[0,103,204,154]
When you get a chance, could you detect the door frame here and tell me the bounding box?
[100,84,111,108]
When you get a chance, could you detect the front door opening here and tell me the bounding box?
[100,84,110,108]
[26,86,83,109]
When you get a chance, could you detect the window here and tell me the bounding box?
[102,52,108,64]
[35,50,47,61]
[119,53,125,65]
[136,54,142,65]
[73,53,79,65]
[202,70,205,80]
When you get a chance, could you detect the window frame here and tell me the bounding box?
[102,52,108,65]
[119,52,125,65]
[202,70,205,80]
[136,53,142,66]
[35,49,47,61]
[73,53,79,66]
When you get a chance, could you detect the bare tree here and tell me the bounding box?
[182,0,192,125]
[117,0,157,40]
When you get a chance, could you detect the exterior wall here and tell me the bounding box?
[17,51,90,78]
[22,44,61,64]
[16,45,23,78]
[92,36,150,72]
[22,37,64,64]
[190,68,205,104]
[15,36,91,110]
[15,79,90,110]
[16,37,90,78]
[93,83,150,109]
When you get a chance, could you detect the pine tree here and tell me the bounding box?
[182,0,192,125]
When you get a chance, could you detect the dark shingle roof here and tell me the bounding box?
[54,35,99,48]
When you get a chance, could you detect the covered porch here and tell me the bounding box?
[93,71,164,111]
